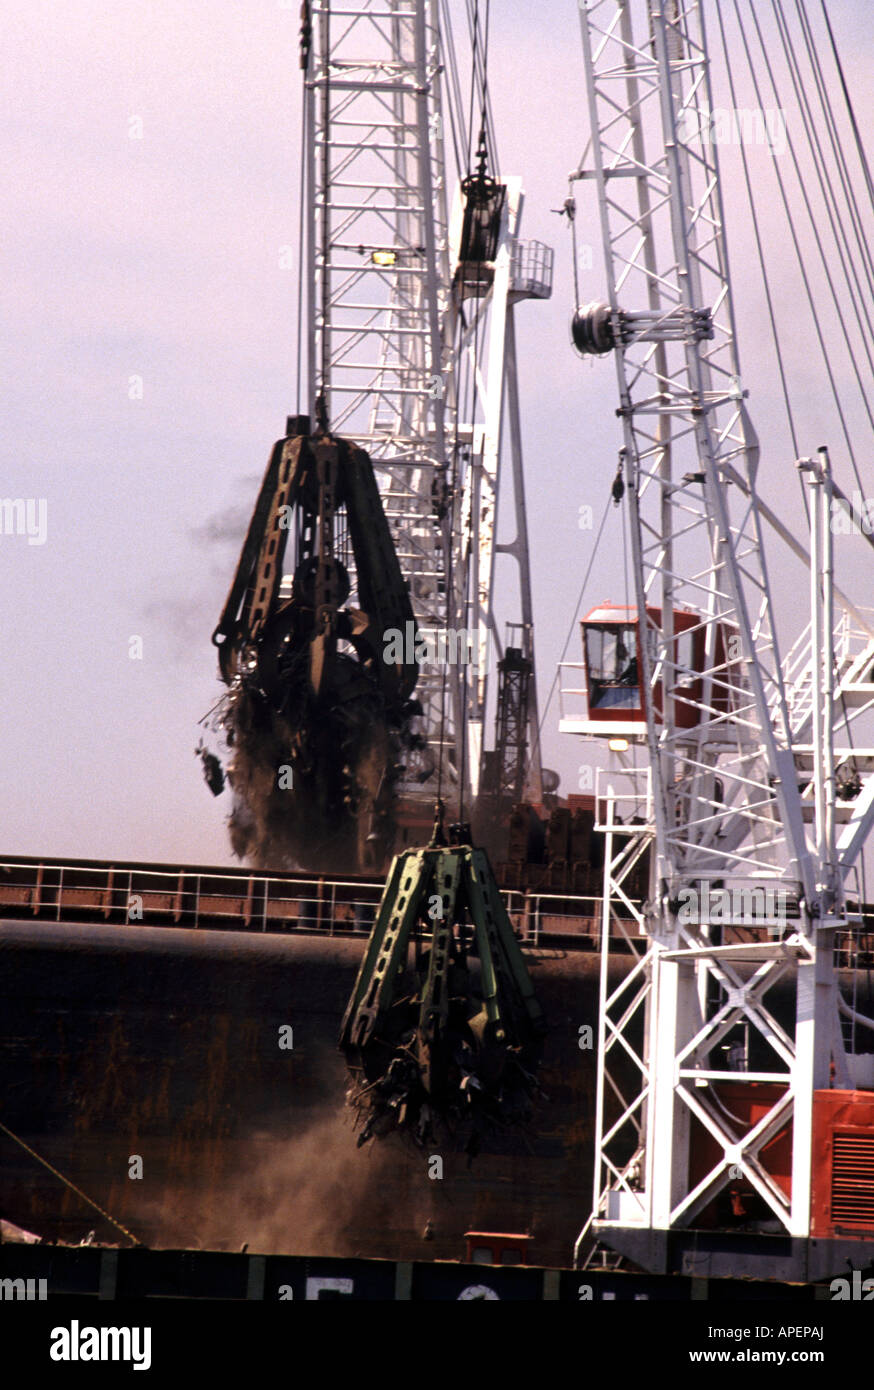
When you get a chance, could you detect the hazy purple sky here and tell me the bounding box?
[3,1,874,867]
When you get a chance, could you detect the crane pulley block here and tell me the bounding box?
[453,171,507,299]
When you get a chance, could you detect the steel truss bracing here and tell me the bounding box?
[304,0,548,804]
[572,0,874,1260]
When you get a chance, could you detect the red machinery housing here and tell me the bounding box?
[811,1089,874,1238]
[685,1083,874,1239]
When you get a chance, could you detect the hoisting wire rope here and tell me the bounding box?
[619,468,640,780]
[0,1117,141,1247]
[440,1,499,185]
[436,0,493,822]
[772,0,874,429]
[721,1,874,787]
[296,5,312,417]
[736,0,867,498]
[569,180,581,311]
[463,1,480,176]
[819,0,874,225]
[438,0,464,180]
[713,2,804,514]
[533,494,612,752]
[438,278,476,812]
[795,0,874,315]
[456,0,493,828]
[463,0,499,181]
[564,137,592,312]
[436,329,461,813]
[455,0,482,819]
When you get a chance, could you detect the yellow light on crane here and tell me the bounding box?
[608,738,629,752]
[371,249,397,267]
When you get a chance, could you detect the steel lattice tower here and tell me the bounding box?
[571,0,874,1276]
[303,0,549,807]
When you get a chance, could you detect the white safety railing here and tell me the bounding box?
[510,239,554,300]
[594,766,653,829]
[557,660,589,726]
[0,857,638,946]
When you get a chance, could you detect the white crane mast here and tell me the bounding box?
[573,0,874,1275]
[304,0,456,791]
[303,0,549,806]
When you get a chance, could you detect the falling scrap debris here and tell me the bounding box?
[195,741,225,797]
[339,807,547,1157]
[201,421,425,872]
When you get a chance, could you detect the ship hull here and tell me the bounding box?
[0,918,606,1269]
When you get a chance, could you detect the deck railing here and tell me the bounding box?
[0,855,616,946]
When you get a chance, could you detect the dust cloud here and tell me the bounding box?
[215,679,403,874]
[136,1110,442,1259]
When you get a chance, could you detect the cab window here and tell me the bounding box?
[585,624,639,709]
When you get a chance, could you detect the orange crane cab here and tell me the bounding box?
[574,602,739,739]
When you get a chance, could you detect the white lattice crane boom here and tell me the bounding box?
[570,0,874,1279]
[303,0,550,810]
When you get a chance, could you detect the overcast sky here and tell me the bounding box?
[3,1,873,868]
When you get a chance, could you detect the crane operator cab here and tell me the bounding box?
[574,602,739,739]
[585,616,641,713]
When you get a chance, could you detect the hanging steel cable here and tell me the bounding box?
[433,0,497,816]
[819,0,874,224]
[733,0,868,497]
[797,0,874,306]
[531,494,612,758]
[772,0,874,428]
[438,0,465,179]
[713,2,803,499]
